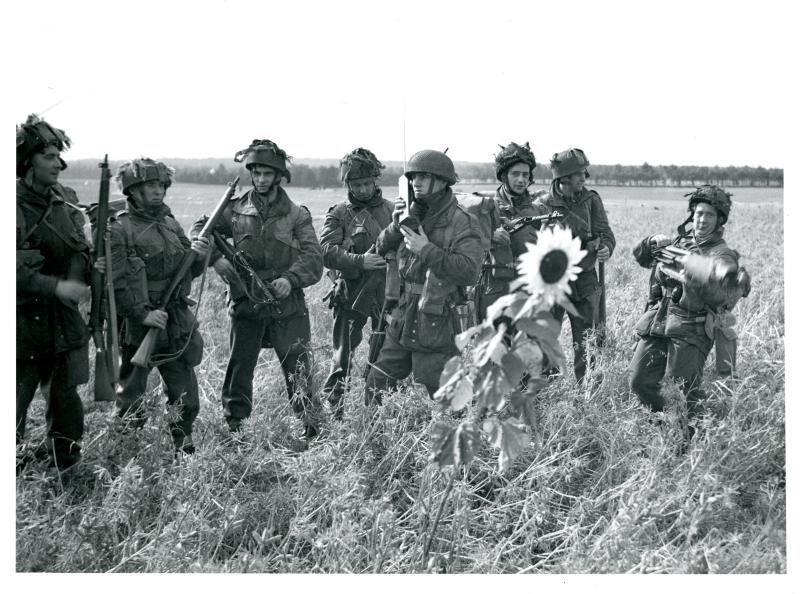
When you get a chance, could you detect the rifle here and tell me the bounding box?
[89,155,115,401]
[502,210,564,234]
[131,176,240,367]
[210,229,280,311]
[595,233,607,347]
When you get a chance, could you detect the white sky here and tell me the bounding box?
[4,0,796,167]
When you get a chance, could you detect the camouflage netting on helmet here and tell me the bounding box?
[16,114,71,177]
[340,148,385,182]
[550,148,590,179]
[234,139,292,182]
[494,141,536,180]
[404,149,459,185]
[686,184,733,223]
[115,158,175,196]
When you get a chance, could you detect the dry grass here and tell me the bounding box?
[16,188,784,573]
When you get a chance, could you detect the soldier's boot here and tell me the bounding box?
[174,434,195,455]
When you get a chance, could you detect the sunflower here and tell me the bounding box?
[510,225,586,306]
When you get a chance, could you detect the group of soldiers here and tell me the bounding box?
[16,114,750,471]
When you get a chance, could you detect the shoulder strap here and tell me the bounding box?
[17,201,53,247]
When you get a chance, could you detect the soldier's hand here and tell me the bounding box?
[596,245,611,262]
[401,225,429,255]
[392,199,406,226]
[93,256,107,275]
[142,309,168,330]
[191,237,210,259]
[55,279,90,306]
[493,227,511,245]
[272,277,292,299]
[362,252,386,270]
[650,234,672,248]
[213,257,237,283]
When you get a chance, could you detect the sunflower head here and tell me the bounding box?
[512,225,586,307]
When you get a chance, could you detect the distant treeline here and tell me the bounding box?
[63,159,783,188]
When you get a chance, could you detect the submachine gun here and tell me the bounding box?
[210,230,280,312]
[502,210,565,234]
[130,176,240,367]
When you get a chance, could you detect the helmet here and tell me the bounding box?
[495,141,536,181]
[404,149,458,186]
[686,184,732,224]
[116,158,174,196]
[16,114,71,177]
[234,139,291,182]
[550,148,590,179]
[340,147,384,182]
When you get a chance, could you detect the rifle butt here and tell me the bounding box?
[93,351,116,402]
[131,328,160,367]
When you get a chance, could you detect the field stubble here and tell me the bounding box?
[16,182,785,573]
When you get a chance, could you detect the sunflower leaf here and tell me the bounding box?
[478,366,512,412]
[434,356,465,403]
[482,418,530,471]
[430,421,480,469]
[500,351,525,386]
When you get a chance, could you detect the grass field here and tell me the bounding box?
[16,180,785,573]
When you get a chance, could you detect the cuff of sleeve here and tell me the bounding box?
[418,242,439,264]
[355,254,366,269]
[40,275,60,297]
[130,305,149,324]
[282,272,299,288]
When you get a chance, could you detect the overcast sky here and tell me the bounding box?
[6,0,795,168]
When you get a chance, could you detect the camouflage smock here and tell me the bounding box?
[16,180,90,359]
[376,188,483,353]
[319,189,393,315]
[108,202,204,349]
[632,229,739,354]
[534,186,616,300]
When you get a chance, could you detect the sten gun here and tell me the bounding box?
[131,176,240,367]
[503,210,564,234]
[211,230,280,310]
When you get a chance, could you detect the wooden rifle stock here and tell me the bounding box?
[90,155,115,401]
[131,176,240,367]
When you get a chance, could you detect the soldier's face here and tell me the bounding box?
[29,145,62,188]
[410,172,447,197]
[347,176,376,199]
[561,171,586,193]
[132,180,167,209]
[251,165,278,195]
[693,202,719,237]
[504,163,531,194]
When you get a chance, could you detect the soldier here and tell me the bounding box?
[16,115,93,470]
[630,185,750,435]
[477,142,549,320]
[196,139,323,448]
[319,148,393,420]
[109,159,210,454]
[364,150,483,403]
[534,148,615,383]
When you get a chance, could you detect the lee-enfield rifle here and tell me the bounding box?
[131,176,240,367]
[89,155,116,401]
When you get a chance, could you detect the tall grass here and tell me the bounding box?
[16,190,784,573]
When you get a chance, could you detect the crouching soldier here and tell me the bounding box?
[320,148,393,419]
[109,159,209,454]
[364,150,482,403]
[195,140,324,449]
[629,185,750,440]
